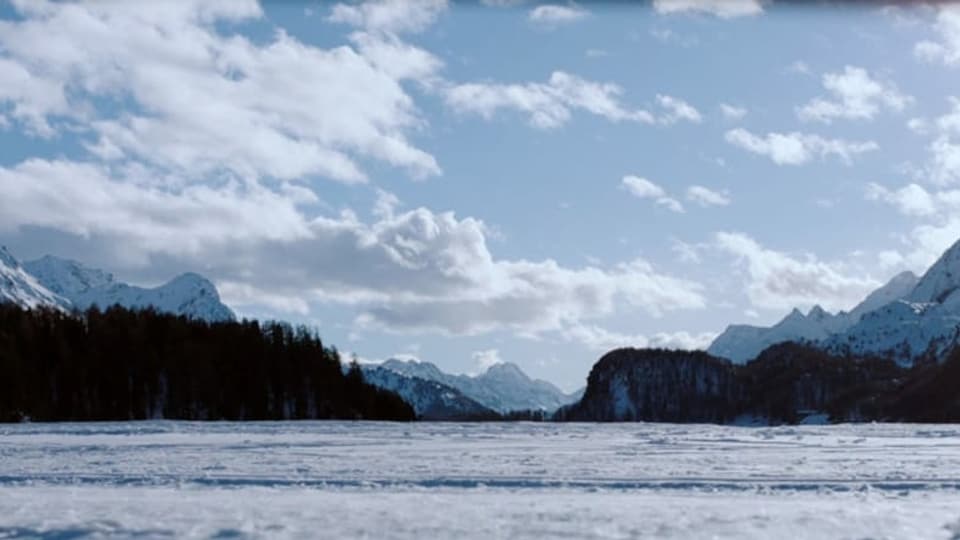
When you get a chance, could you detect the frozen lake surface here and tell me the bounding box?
[3,421,960,538]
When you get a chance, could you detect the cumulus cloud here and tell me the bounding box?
[865,181,960,273]
[724,128,879,165]
[444,74,700,129]
[622,176,684,213]
[797,66,912,124]
[445,71,655,129]
[652,0,764,19]
[0,158,706,336]
[715,232,880,312]
[0,0,441,183]
[656,94,702,125]
[914,4,960,66]
[865,183,940,217]
[327,0,448,34]
[720,103,747,120]
[566,324,717,352]
[920,98,960,185]
[528,4,588,25]
[686,185,731,207]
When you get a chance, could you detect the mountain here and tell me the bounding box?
[0,247,68,311]
[375,359,580,413]
[359,365,497,420]
[708,307,840,364]
[822,242,960,363]
[23,256,235,322]
[709,271,920,364]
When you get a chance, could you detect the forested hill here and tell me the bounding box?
[0,305,414,422]
[556,343,960,424]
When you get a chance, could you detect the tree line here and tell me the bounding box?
[0,304,414,422]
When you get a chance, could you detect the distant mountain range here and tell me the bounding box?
[709,238,960,366]
[362,358,582,417]
[0,247,234,322]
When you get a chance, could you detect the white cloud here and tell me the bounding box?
[528,4,588,25]
[864,181,960,273]
[797,66,912,124]
[724,128,878,165]
[0,158,706,336]
[328,0,448,34]
[0,0,441,183]
[720,103,747,120]
[672,239,702,264]
[919,98,960,185]
[653,0,763,18]
[865,183,939,217]
[445,71,655,129]
[908,117,930,135]
[656,94,702,125]
[715,232,880,312]
[622,176,684,213]
[686,185,731,207]
[347,31,444,84]
[914,5,960,66]
[471,348,503,373]
[567,324,716,352]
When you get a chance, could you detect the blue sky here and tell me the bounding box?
[2,0,960,390]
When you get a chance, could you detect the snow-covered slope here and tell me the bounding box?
[0,247,68,310]
[822,241,960,363]
[378,359,580,413]
[708,307,846,364]
[360,366,496,420]
[22,255,235,322]
[709,271,919,364]
[849,271,918,321]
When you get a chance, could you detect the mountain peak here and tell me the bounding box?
[0,248,68,311]
[166,272,220,297]
[23,255,114,298]
[482,361,527,380]
[908,239,960,304]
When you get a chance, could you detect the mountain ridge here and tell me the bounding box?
[0,249,235,323]
[374,358,581,413]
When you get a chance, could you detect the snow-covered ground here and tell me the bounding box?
[3,421,960,538]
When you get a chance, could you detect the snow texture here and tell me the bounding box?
[3,422,960,538]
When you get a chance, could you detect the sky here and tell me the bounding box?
[1,0,960,391]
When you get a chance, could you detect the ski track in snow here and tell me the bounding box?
[3,421,960,538]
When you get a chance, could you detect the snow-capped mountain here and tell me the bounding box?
[709,271,920,363]
[710,238,960,366]
[708,307,837,364]
[822,242,960,363]
[0,250,235,322]
[375,359,580,413]
[0,247,69,311]
[359,366,497,420]
[24,256,235,322]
